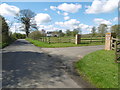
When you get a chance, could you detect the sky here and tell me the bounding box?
[0,0,119,34]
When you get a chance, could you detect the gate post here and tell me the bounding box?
[75,34,81,45]
[105,33,112,50]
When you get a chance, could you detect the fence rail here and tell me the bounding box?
[111,37,120,62]
[38,36,105,44]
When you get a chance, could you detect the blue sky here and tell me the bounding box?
[0,0,118,34]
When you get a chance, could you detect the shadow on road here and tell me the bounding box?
[2,51,65,88]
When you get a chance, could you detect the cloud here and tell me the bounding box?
[94,18,112,25]
[50,6,56,11]
[50,3,82,13]
[63,12,69,16]
[34,13,51,24]
[55,19,80,28]
[79,24,93,33]
[57,11,61,15]
[44,8,48,11]
[10,23,25,34]
[112,17,118,22]
[64,16,70,20]
[37,25,60,31]
[85,0,119,14]
[0,3,20,16]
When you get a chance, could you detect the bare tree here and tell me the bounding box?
[16,9,36,37]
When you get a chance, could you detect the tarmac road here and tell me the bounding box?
[2,39,104,88]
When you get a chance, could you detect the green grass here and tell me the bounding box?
[75,50,118,88]
[26,38,104,48]
[0,42,10,49]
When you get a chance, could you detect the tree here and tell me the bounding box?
[0,15,9,43]
[16,9,36,37]
[58,30,65,37]
[66,29,71,36]
[72,29,79,36]
[98,24,107,37]
[29,31,43,40]
[91,26,96,37]
[111,25,120,36]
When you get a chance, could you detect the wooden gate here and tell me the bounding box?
[111,37,120,62]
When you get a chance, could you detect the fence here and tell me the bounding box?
[111,37,120,62]
[37,36,105,44]
[81,36,105,44]
[38,37,75,44]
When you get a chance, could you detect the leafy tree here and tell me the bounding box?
[111,25,120,36]
[29,31,43,40]
[91,26,96,37]
[66,29,71,36]
[16,9,36,37]
[12,33,26,39]
[0,15,9,43]
[72,29,79,36]
[58,30,65,37]
[98,24,107,37]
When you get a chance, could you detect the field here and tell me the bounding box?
[26,38,104,48]
[75,50,118,88]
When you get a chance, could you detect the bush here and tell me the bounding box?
[11,33,26,39]
[28,31,43,40]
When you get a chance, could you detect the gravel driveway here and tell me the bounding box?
[2,39,104,88]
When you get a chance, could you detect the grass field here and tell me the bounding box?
[26,38,105,48]
[75,50,118,88]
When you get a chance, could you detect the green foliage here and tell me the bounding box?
[0,15,9,43]
[58,30,65,37]
[28,31,43,40]
[111,25,120,38]
[91,26,96,37]
[11,33,26,39]
[72,29,79,36]
[17,9,36,37]
[66,29,72,36]
[0,15,16,48]
[98,24,107,37]
[75,50,118,88]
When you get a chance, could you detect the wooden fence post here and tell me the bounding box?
[48,37,50,44]
[75,34,81,45]
[105,33,112,50]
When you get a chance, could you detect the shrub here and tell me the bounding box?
[11,33,26,39]
[28,31,43,40]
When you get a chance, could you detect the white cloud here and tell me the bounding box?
[57,11,61,15]
[0,3,20,16]
[10,23,25,34]
[63,12,68,16]
[37,25,60,32]
[94,18,112,25]
[79,24,93,33]
[112,17,118,22]
[85,0,119,14]
[64,16,70,20]
[34,13,51,24]
[51,3,82,13]
[44,8,48,11]
[55,19,80,29]
[50,6,56,11]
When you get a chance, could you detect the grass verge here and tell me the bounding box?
[26,38,104,48]
[75,50,118,88]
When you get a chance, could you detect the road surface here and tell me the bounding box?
[2,39,104,88]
